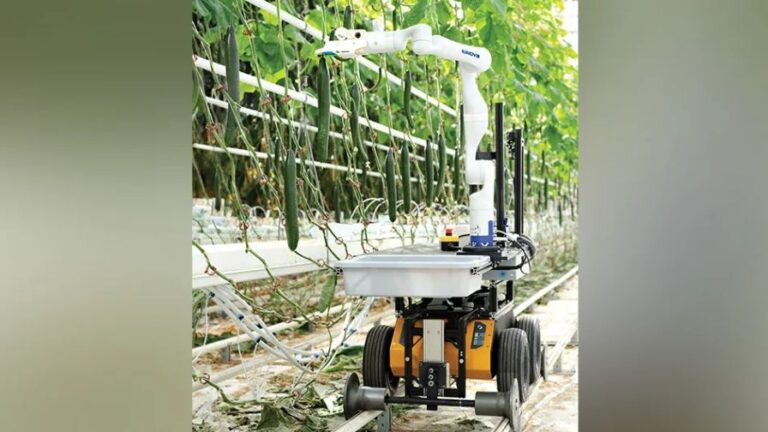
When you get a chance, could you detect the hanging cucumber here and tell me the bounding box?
[333,181,341,222]
[192,70,202,112]
[436,132,446,199]
[526,146,531,186]
[214,167,222,211]
[542,151,548,210]
[524,123,531,187]
[224,26,240,146]
[386,149,397,222]
[403,71,412,129]
[225,26,240,103]
[401,143,412,212]
[350,83,367,172]
[315,57,331,162]
[392,8,398,31]
[343,5,353,28]
[284,150,299,251]
[344,179,356,215]
[454,105,465,201]
[453,150,461,202]
[318,270,337,312]
[425,138,434,206]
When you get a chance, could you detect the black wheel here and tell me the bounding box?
[515,316,542,384]
[540,343,548,381]
[362,325,399,394]
[496,328,530,402]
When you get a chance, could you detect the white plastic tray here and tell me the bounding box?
[337,253,491,298]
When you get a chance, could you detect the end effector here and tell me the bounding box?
[315,24,491,74]
[315,25,427,58]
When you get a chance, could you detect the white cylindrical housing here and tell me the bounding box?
[461,67,495,246]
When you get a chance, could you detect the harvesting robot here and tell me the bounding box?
[320,23,542,431]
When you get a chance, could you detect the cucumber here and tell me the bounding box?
[284,150,299,251]
[425,138,434,206]
[350,83,367,171]
[392,8,398,31]
[345,179,355,214]
[436,132,446,198]
[385,149,397,222]
[401,143,412,212]
[333,181,341,222]
[315,57,331,162]
[318,271,337,312]
[214,167,222,211]
[453,150,461,202]
[192,70,202,112]
[343,5,353,28]
[542,151,548,210]
[224,26,240,146]
[403,71,412,129]
[225,26,240,102]
[454,106,465,201]
[526,146,531,186]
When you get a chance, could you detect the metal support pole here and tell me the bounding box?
[494,102,506,233]
[513,128,525,234]
[376,406,391,432]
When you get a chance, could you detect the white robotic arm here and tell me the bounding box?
[318,24,497,246]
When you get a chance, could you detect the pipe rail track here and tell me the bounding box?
[193,306,394,392]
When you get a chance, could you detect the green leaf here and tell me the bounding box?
[402,0,429,27]
[479,12,496,46]
[318,271,336,312]
[265,68,287,84]
[462,0,484,11]
[441,25,462,42]
[239,82,258,100]
[435,0,453,24]
[490,0,507,16]
[258,404,291,430]
[192,0,239,28]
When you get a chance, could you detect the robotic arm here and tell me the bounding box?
[318,24,496,247]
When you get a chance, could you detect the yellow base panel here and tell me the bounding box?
[389,318,495,380]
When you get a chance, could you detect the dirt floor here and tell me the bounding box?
[193,278,578,431]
